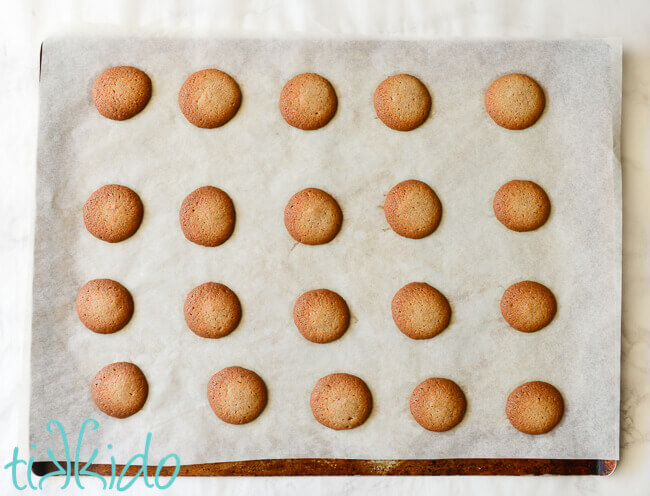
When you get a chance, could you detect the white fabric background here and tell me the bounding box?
[1,0,648,494]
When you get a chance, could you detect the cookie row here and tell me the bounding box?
[83,180,551,247]
[76,279,557,338]
[94,66,545,131]
[92,363,564,435]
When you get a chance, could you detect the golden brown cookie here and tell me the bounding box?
[384,180,442,239]
[410,378,467,432]
[493,180,550,232]
[178,69,241,128]
[91,362,148,418]
[76,279,134,334]
[179,186,236,247]
[207,367,267,424]
[391,282,451,340]
[284,188,342,245]
[500,281,557,332]
[506,381,564,434]
[374,74,431,131]
[184,282,241,339]
[92,66,152,121]
[83,184,144,243]
[279,73,338,130]
[310,373,372,430]
[293,289,350,343]
[485,73,545,130]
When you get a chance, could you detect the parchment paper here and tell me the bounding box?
[31,38,621,463]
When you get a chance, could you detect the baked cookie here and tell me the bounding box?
[485,73,545,130]
[293,289,350,343]
[178,69,241,128]
[179,186,236,247]
[374,74,431,131]
[76,279,134,334]
[493,180,550,232]
[310,373,372,430]
[207,366,267,424]
[506,381,564,434]
[91,362,148,418]
[83,184,144,243]
[500,281,556,332]
[384,180,442,239]
[391,282,451,339]
[284,188,342,245]
[279,73,338,130]
[184,282,241,339]
[93,66,152,121]
[410,378,467,432]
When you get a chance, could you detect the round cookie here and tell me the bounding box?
[384,180,442,239]
[500,281,557,332]
[184,282,241,339]
[284,188,342,245]
[83,184,144,243]
[279,73,338,130]
[91,362,148,418]
[207,366,267,424]
[179,186,236,247]
[293,289,350,343]
[178,69,241,128]
[93,66,152,121]
[506,381,564,434]
[485,73,545,130]
[374,74,431,131]
[391,282,451,339]
[410,378,467,432]
[310,373,372,430]
[493,180,550,232]
[76,279,134,334]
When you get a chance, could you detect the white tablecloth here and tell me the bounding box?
[1,1,648,494]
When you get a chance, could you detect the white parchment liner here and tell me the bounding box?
[31,38,621,463]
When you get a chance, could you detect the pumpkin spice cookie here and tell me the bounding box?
[293,289,350,343]
[384,180,442,239]
[485,73,545,130]
[391,282,451,340]
[76,279,134,334]
[500,281,557,332]
[178,69,241,128]
[284,188,342,245]
[410,378,467,432]
[184,282,241,339]
[93,66,152,121]
[506,381,564,434]
[374,74,431,131]
[83,184,144,243]
[180,186,236,247]
[310,373,372,430]
[207,366,267,424]
[91,362,148,418]
[493,180,550,232]
[279,73,338,130]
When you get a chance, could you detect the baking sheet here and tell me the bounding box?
[31,38,621,463]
